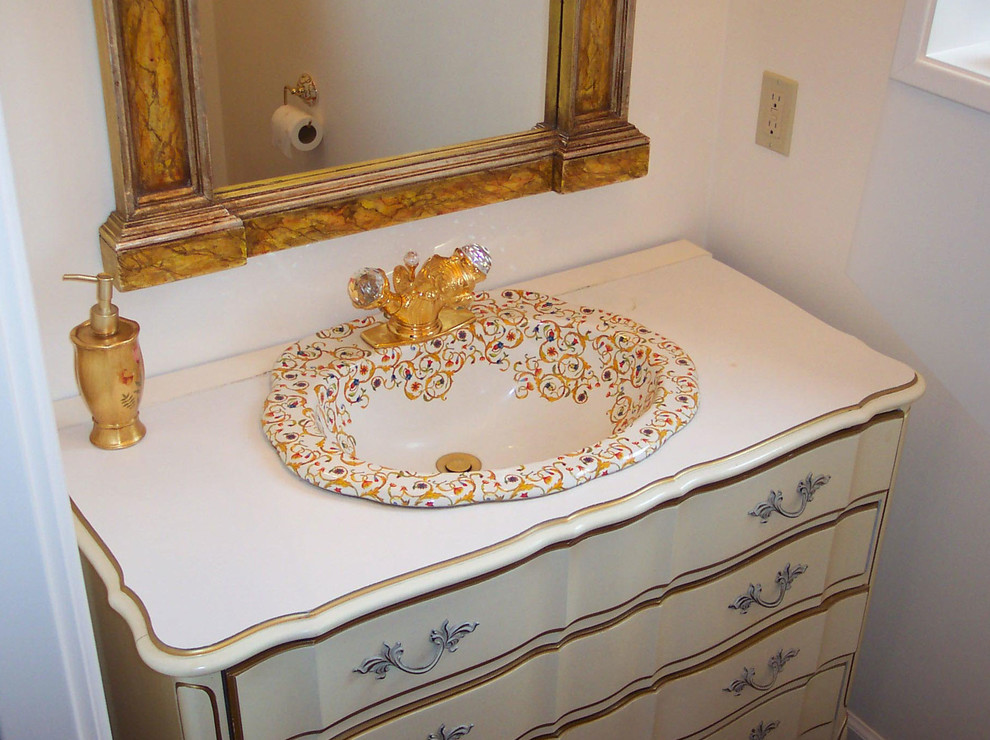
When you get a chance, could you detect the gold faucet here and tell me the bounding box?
[348,244,491,348]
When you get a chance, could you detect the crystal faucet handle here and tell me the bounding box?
[349,267,387,309]
[457,244,491,276]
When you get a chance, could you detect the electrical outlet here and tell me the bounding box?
[756,71,798,156]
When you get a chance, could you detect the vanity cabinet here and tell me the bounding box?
[63,242,922,740]
[222,417,897,740]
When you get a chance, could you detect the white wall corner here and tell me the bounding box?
[891,0,937,76]
[846,710,887,740]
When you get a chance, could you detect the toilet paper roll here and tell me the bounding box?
[270,104,324,158]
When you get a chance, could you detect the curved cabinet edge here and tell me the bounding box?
[72,377,922,677]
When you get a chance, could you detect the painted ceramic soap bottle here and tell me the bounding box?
[64,272,145,449]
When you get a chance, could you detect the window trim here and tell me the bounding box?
[891,0,990,113]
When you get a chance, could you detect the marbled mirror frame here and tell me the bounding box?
[94,0,649,290]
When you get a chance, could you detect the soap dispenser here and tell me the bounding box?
[64,273,146,449]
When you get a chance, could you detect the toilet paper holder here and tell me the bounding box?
[284,73,318,107]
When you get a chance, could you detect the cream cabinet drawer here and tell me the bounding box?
[336,503,876,740]
[226,420,897,740]
[553,672,836,740]
[227,547,573,740]
[698,660,848,739]
[669,416,901,574]
[556,656,852,740]
[562,416,900,630]
[352,577,674,740]
[522,552,857,740]
[351,593,866,740]
[656,591,867,740]
[700,685,807,740]
[557,684,815,740]
[658,505,879,670]
[350,647,561,740]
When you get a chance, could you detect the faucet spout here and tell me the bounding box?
[348,244,491,348]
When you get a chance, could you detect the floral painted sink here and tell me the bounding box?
[263,290,699,506]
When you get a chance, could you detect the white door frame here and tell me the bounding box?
[0,93,112,739]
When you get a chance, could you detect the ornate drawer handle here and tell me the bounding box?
[723,648,799,695]
[428,725,473,740]
[354,620,478,679]
[748,473,831,523]
[729,563,808,613]
[750,720,780,740]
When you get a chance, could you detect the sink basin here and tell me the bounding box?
[263,290,699,506]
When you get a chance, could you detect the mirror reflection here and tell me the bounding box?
[197,0,551,187]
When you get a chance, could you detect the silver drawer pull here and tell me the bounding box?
[729,563,808,614]
[354,620,479,679]
[750,720,780,740]
[428,725,473,740]
[748,473,831,523]
[723,648,799,695]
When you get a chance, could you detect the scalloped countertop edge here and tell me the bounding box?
[59,240,923,675]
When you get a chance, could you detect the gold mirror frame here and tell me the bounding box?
[95,0,649,290]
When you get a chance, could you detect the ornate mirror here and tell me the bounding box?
[201,0,552,186]
[94,0,649,290]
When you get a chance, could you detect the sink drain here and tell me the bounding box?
[436,452,483,474]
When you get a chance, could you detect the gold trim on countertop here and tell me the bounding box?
[72,400,913,665]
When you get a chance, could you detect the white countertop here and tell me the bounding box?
[61,241,921,676]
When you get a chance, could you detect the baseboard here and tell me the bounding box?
[846,711,886,740]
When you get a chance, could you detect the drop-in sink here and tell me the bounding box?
[263,290,699,506]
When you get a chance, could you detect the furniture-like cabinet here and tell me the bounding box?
[65,243,922,739]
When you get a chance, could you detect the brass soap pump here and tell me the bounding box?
[64,273,146,449]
